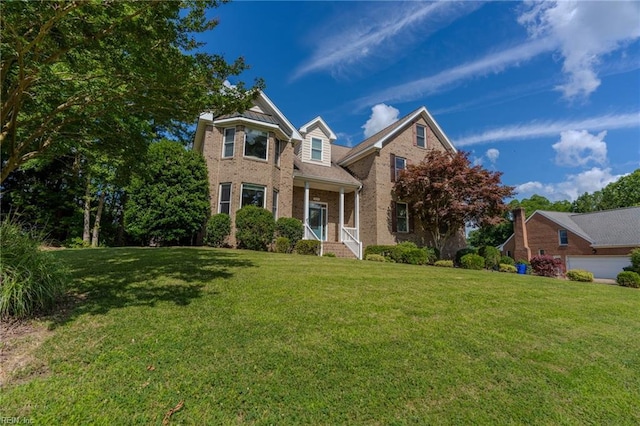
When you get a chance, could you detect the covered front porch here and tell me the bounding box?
[292,178,362,259]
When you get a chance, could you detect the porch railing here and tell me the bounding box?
[304,221,323,256]
[341,227,362,260]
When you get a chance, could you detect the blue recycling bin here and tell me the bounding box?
[516,263,526,274]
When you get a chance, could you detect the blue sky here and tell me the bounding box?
[201,1,640,202]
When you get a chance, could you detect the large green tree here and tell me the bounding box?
[124,140,209,245]
[572,169,640,212]
[1,0,263,183]
[394,150,515,254]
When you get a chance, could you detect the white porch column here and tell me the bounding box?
[355,188,360,239]
[339,187,344,242]
[304,181,310,238]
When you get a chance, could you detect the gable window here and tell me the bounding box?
[395,156,407,181]
[396,202,408,233]
[241,183,266,208]
[223,128,235,158]
[558,229,568,246]
[244,128,268,160]
[416,125,426,148]
[311,137,323,161]
[218,183,231,214]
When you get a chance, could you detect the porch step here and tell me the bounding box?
[322,242,358,259]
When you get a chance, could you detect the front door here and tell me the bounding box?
[308,202,328,241]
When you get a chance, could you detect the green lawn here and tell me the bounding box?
[2,247,639,424]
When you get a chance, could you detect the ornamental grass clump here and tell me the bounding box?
[0,219,68,318]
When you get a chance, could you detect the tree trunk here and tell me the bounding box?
[91,191,106,247]
[82,177,92,244]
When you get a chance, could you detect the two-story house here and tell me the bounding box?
[193,91,463,259]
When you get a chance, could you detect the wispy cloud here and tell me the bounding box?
[291,2,482,81]
[455,112,640,146]
[354,37,556,109]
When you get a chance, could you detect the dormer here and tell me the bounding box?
[298,116,336,167]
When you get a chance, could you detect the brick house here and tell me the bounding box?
[500,207,640,278]
[193,91,464,259]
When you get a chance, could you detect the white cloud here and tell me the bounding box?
[355,37,556,108]
[552,130,608,167]
[515,167,623,201]
[486,148,500,164]
[362,103,399,138]
[455,112,640,146]
[292,2,482,81]
[518,1,640,99]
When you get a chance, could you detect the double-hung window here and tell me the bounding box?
[241,184,266,208]
[223,128,235,158]
[395,156,407,181]
[218,183,231,214]
[416,125,426,148]
[272,189,279,218]
[558,229,568,246]
[396,202,409,233]
[244,128,268,160]
[311,137,323,161]
[274,139,281,166]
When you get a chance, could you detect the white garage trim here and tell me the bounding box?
[566,255,631,280]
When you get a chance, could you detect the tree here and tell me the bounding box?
[1,1,264,183]
[599,169,640,210]
[394,150,515,254]
[124,140,209,245]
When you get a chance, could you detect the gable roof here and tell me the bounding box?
[338,106,457,166]
[293,156,361,189]
[501,206,640,249]
[299,116,337,141]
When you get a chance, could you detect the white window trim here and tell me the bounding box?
[395,156,407,181]
[416,124,426,148]
[272,189,279,218]
[558,229,568,246]
[222,128,235,158]
[240,183,267,209]
[396,201,409,233]
[243,127,269,161]
[311,137,323,161]
[218,183,232,214]
[274,139,281,167]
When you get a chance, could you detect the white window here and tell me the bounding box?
[311,137,323,161]
[396,202,408,233]
[395,156,407,181]
[244,128,268,160]
[274,139,281,166]
[272,189,279,218]
[223,128,235,158]
[218,183,231,214]
[241,183,266,208]
[558,229,568,246]
[416,125,426,148]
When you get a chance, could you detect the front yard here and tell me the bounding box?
[1,247,638,424]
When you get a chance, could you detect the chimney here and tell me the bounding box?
[512,207,531,261]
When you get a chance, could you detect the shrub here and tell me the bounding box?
[616,271,640,288]
[629,248,640,273]
[566,269,594,282]
[460,253,485,270]
[455,247,478,266]
[366,254,387,262]
[479,246,501,270]
[235,206,276,251]
[500,256,515,266]
[530,255,562,277]
[276,217,304,252]
[295,240,320,256]
[205,213,231,247]
[434,260,454,268]
[364,245,395,259]
[391,242,428,265]
[499,264,517,273]
[1,219,68,318]
[65,236,90,249]
[323,252,336,258]
[424,247,439,265]
[274,237,291,254]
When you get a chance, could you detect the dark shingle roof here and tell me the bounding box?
[215,110,292,137]
[539,207,640,247]
[293,156,361,187]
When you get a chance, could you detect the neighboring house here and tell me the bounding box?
[193,91,463,259]
[500,207,640,279]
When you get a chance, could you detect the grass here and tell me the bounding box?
[1,247,639,424]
